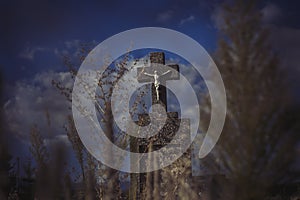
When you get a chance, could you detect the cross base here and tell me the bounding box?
[129,113,190,199]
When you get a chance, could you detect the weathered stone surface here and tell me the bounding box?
[150,52,165,64]
[129,52,191,199]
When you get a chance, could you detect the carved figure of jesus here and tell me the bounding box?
[144,70,171,101]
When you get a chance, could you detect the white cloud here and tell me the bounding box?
[4,71,73,143]
[261,3,282,23]
[211,6,225,30]
[64,40,81,49]
[54,40,97,58]
[179,15,195,26]
[44,135,71,148]
[211,3,283,29]
[19,46,46,60]
[3,99,11,109]
[157,10,174,23]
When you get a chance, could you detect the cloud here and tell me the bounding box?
[19,39,97,63]
[260,4,300,99]
[269,26,300,100]
[54,39,98,62]
[44,135,71,148]
[64,40,81,49]
[261,3,282,24]
[10,39,99,146]
[3,99,11,109]
[211,3,283,29]
[4,71,73,143]
[179,15,195,26]
[19,46,46,60]
[270,27,300,72]
[157,10,174,23]
[210,5,225,30]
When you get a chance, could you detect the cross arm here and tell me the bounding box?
[137,64,179,83]
[144,72,154,77]
[161,70,171,76]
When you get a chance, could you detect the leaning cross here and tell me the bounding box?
[137,52,179,109]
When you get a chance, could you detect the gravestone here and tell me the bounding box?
[129,52,191,199]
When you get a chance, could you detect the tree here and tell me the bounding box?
[29,125,49,170]
[29,121,67,199]
[23,157,34,180]
[21,157,35,199]
[201,0,300,199]
[54,43,134,199]
[0,74,14,199]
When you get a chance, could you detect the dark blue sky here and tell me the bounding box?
[1,0,299,173]
[1,0,299,83]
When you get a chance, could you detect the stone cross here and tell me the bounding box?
[130,52,191,199]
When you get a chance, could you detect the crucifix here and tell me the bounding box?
[143,70,171,101]
[137,52,179,108]
[130,52,191,199]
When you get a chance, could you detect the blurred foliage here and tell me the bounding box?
[199,0,300,199]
